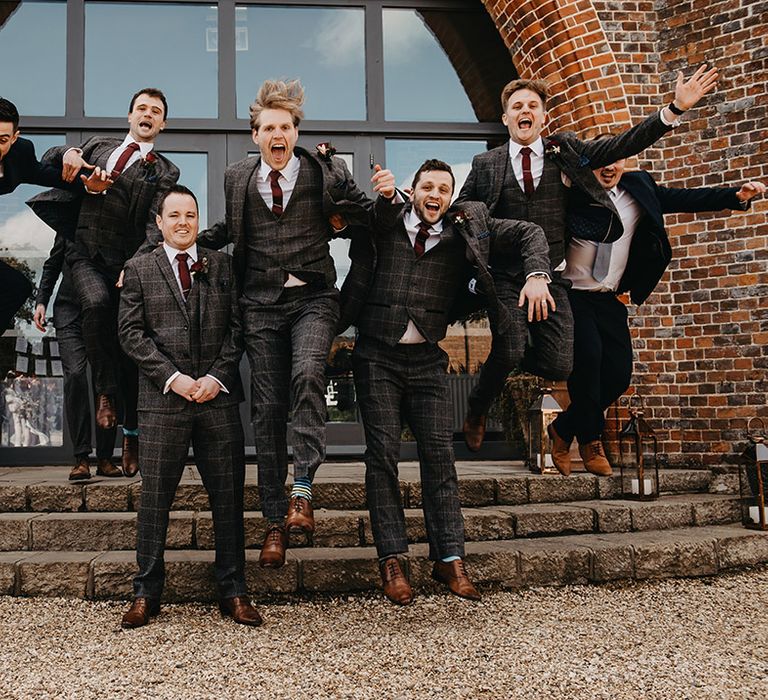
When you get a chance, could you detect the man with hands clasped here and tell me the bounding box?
[118,185,261,629]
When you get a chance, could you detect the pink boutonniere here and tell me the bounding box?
[316,142,337,161]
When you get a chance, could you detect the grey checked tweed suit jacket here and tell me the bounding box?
[118,246,244,413]
[27,137,179,263]
[342,197,551,339]
[197,146,373,288]
[456,111,675,245]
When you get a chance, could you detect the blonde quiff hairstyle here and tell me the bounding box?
[249,79,305,131]
[500,78,550,111]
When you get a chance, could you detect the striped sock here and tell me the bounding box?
[441,555,461,563]
[290,476,312,501]
[122,427,139,437]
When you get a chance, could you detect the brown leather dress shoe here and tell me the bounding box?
[463,413,486,452]
[96,458,123,478]
[69,457,91,481]
[432,559,481,601]
[122,435,139,477]
[285,495,314,542]
[379,557,413,606]
[259,523,288,568]
[219,596,263,627]
[547,423,572,476]
[578,440,613,476]
[95,393,117,430]
[121,598,160,629]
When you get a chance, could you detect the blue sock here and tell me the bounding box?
[441,555,461,563]
[290,476,312,501]
[122,427,139,437]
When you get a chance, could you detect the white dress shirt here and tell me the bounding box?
[398,209,443,345]
[161,242,228,395]
[105,135,154,174]
[563,185,644,292]
[256,154,305,286]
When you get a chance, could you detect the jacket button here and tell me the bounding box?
[183,325,188,330]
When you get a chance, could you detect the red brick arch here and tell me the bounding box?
[481,0,633,134]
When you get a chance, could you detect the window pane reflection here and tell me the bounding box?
[85,2,218,118]
[384,9,476,122]
[164,152,208,229]
[0,1,66,116]
[236,5,366,121]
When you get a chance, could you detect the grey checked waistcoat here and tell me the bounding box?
[243,157,336,304]
[492,157,567,280]
[356,224,465,346]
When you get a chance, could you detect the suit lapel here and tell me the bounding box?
[232,157,260,242]
[154,248,189,320]
[489,146,508,211]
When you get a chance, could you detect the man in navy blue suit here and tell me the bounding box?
[548,150,765,476]
[0,97,69,332]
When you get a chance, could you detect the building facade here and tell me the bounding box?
[0,0,765,466]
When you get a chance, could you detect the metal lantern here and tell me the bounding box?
[527,387,562,474]
[739,417,768,530]
[618,394,660,500]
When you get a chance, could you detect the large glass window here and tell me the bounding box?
[85,2,218,118]
[165,152,209,228]
[235,5,366,121]
[0,1,66,116]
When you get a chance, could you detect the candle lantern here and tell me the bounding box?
[739,417,768,530]
[527,387,562,474]
[618,394,660,500]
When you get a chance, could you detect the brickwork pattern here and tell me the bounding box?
[482,0,767,466]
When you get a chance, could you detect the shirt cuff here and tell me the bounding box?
[206,374,229,394]
[526,271,552,283]
[659,107,681,128]
[163,371,181,394]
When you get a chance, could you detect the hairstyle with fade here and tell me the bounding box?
[249,79,305,131]
[129,88,169,120]
[411,158,455,192]
[500,78,550,111]
[158,184,198,215]
[0,97,20,131]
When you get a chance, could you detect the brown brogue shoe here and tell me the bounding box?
[432,559,481,601]
[547,423,572,477]
[379,557,413,606]
[285,495,315,538]
[121,598,160,629]
[259,523,288,568]
[95,393,117,430]
[96,458,123,478]
[578,440,613,477]
[69,457,91,481]
[122,435,139,477]
[463,413,487,452]
[219,596,263,627]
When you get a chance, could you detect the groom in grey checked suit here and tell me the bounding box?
[118,185,262,629]
[458,66,719,456]
[348,159,551,605]
[198,79,394,568]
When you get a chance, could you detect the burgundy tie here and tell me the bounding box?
[111,142,141,179]
[520,146,535,198]
[268,169,283,216]
[176,252,192,300]
[414,223,430,257]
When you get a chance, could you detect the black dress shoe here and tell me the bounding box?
[219,596,263,626]
[122,435,139,477]
[121,598,160,629]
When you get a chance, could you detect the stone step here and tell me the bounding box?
[0,467,730,514]
[0,494,742,552]
[1,525,766,601]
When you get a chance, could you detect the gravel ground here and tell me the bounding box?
[1,568,767,700]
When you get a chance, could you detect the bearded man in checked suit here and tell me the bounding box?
[198,79,395,568]
[458,66,720,472]
[28,88,179,477]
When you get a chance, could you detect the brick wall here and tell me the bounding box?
[482,0,768,465]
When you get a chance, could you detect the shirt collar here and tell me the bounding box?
[258,154,300,182]
[508,137,544,160]
[405,207,443,234]
[120,134,154,157]
[163,242,198,264]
